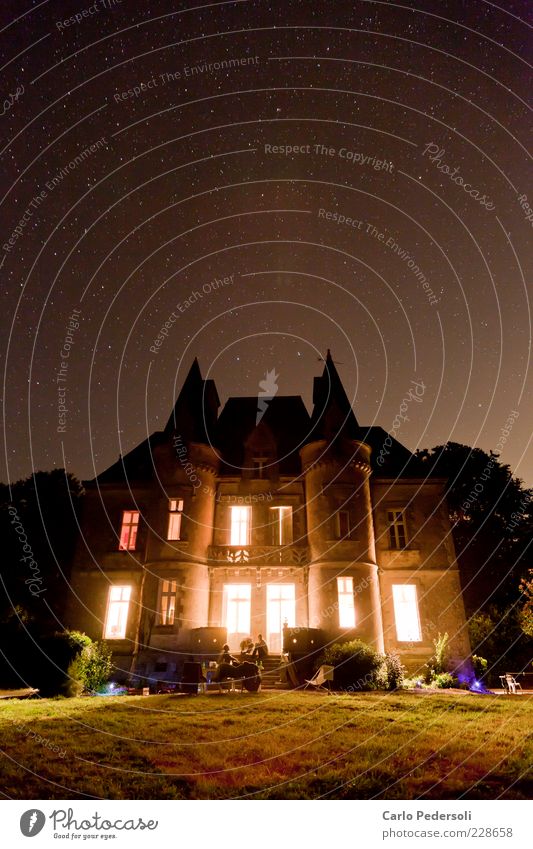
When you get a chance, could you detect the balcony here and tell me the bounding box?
[208,545,309,565]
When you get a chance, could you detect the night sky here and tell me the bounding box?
[1,0,531,486]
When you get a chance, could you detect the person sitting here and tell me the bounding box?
[216,644,238,681]
[251,634,268,661]
[240,637,254,658]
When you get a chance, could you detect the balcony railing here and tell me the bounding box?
[208,545,309,565]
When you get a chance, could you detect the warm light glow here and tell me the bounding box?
[230,506,251,545]
[159,579,177,625]
[119,511,139,550]
[224,584,251,646]
[104,585,131,639]
[337,576,356,628]
[270,506,293,544]
[167,499,184,541]
[392,584,422,641]
[267,583,296,653]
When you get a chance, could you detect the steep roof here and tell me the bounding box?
[309,350,360,441]
[90,353,426,484]
[215,395,310,475]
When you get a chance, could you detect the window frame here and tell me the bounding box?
[167,498,184,541]
[387,509,407,549]
[118,510,139,551]
[270,505,293,545]
[104,585,132,639]
[337,576,356,628]
[158,578,178,626]
[335,509,351,540]
[392,583,422,642]
[229,505,252,546]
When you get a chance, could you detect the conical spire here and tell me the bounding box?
[164,358,220,442]
[309,350,359,441]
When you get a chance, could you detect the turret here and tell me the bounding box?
[300,352,384,650]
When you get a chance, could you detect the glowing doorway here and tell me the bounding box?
[223,584,251,651]
[267,584,295,653]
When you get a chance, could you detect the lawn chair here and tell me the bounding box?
[304,665,334,694]
[505,674,523,694]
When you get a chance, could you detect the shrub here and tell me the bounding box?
[319,639,383,691]
[425,632,450,682]
[70,640,113,694]
[472,655,488,679]
[381,651,406,690]
[432,672,454,689]
[35,630,91,697]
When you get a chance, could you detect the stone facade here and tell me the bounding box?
[66,354,471,682]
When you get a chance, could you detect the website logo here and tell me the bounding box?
[256,368,279,424]
[20,809,46,837]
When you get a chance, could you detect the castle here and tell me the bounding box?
[66,353,471,683]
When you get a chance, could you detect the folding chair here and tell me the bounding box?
[304,665,334,694]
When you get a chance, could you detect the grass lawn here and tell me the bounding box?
[0,690,531,800]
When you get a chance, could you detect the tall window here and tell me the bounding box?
[104,586,131,639]
[224,584,252,644]
[270,506,293,545]
[392,584,421,641]
[387,509,407,549]
[336,510,351,539]
[159,579,177,625]
[167,499,184,541]
[119,511,139,550]
[230,506,251,545]
[337,577,356,628]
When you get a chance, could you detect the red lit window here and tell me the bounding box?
[119,511,139,550]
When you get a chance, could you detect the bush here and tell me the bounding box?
[70,641,113,694]
[472,655,488,679]
[34,630,91,697]
[432,672,454,689]
[319,639,383,691]
[380,651,406,690]
[425,632,450,682]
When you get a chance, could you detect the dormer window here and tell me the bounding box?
[252,456,269,478]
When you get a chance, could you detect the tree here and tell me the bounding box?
[0,469,84,630]
[415,442,532,614]
[519,571,533,638]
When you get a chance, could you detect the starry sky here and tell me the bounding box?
[1,0,531,485]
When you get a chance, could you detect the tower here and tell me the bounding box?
[300,352,384,650]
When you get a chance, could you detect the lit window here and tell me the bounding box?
[119,511,139,550]
[104,585,131,639]
[230,506,251,545]
[337,577,356,628]
[387,510,407,549]
[224,584,252,638]
[167,499,184,541]
[270,506,293,545]
[159,579,177,625]
[392,584,422,642]
[336,510,351,539]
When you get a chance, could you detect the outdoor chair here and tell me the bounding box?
[303,665,334,694]
[505,674,523,694]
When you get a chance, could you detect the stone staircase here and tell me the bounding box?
[258,655,287,689]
